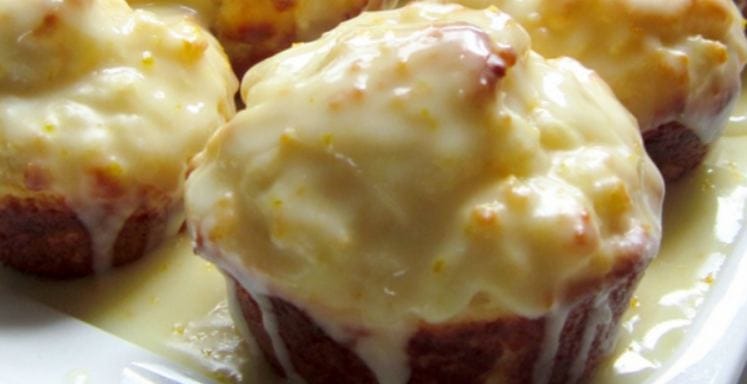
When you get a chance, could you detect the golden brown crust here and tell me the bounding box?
[212,0,370,76]
[643,122,708,182]
[406,316,543,383]
[232,253,644,384]
[0,193,172,278]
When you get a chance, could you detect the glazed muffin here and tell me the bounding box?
[186,2,664,383]
[0,0,237,278]
[211,0,401,76]
[440,0,747,181]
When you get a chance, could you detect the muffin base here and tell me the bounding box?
[231,254,646,384]
[0,194,171,279]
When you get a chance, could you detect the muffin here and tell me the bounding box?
[211,0,401,76]
[186,2,664,383]
[0,0,237,278]
[439,0,747,181]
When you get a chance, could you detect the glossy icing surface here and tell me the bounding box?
[188,2,662,325]
[440,0,747,142]
[0,0,237,266]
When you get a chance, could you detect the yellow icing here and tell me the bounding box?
[0,0,238,263]
[438,0,747,141]
[187,3,663,328]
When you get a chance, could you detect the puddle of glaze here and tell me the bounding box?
[593,88,747,383]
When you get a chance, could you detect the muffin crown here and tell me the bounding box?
[449,0,747,143]
[187,2,663,325]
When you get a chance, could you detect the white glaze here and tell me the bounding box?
[83,203,133,273]
[352,327,413,384]
[569,290,614,383]
[0,0,237,270]
[188,0,662,325]
[439,0,747,141]
[251,292,306,384]
[533,304,572,384]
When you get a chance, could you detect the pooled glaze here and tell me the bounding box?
[439,0,747,143]
[186,2,663,383]
[0,0,237,268]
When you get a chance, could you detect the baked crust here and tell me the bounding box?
[232,254,645,384]
[0,193,172,278]
[643,122,708,182]
[212,0,370,76]
[236,285,378,383]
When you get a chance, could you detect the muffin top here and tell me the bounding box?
[187,2,664,326]
[0,0,237,206]
[450,0,747,142]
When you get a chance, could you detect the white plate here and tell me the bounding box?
[0,284,215,384]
